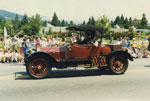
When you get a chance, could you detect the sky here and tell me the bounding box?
[0,0,150,23]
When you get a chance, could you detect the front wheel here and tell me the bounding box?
[26,56,51,79]
[109,54,128,74]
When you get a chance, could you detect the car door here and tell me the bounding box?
[66,44,101,61]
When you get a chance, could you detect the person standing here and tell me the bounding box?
[41,37,46,47]
[110,37,114,44]
[148,37,150,51]
[122,37,128,50]
[131,38,137,48]
[27,38,34,50]
[4,36,11,50]
[142,37,149,50]
[137,37,143,49]
[0,49,4,62]
[18,38,23,56]
[22,39,28,57]
[126,37,131,48]
[115,38,121,45]
[36,38,41,51]
[12,35,19,51]
[60,37,66,46]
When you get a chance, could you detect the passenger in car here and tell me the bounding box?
[76,34,81,43]
[77,34,90,44]
[91,36,99,47]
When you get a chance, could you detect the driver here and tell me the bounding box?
[77,34,90,44]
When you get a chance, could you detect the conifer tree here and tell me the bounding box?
[61,20,66,26]
[113,16,120,26]
[21,14,29,25]
[123,17,129,29]
[69,20,74,26]
[140,13,148,29]
[129,17,133,27]
[13,14,20,33]
[51,12,60,26]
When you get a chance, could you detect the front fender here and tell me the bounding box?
[108,50,133,61]
[25,51,59,67]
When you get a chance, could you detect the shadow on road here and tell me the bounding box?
[15,69,114,80]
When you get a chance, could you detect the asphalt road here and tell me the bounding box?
[0,58,150,101]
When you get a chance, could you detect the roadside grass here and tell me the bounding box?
[103,39,110,44]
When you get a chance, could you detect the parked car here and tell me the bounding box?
[25,25,133,79]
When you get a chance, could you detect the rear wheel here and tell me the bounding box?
[109,54,128,74]
[26,56,51,79]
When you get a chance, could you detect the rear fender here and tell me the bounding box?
[108,50,133,61]
[25,51,59,67]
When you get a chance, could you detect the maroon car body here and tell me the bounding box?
[25,26,133,79]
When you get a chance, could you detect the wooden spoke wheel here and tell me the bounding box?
[109,55,128,74]
[26,56,50,79]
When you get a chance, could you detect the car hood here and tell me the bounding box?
[40,46,65,53]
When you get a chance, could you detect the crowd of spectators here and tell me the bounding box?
[0,34,150,63]
[0,35,66,63]
[109,37,150,58]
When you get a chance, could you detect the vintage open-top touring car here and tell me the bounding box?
[25,25,133,79]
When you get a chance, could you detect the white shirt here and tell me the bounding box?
[115,41,121,45]
[93,41,98,47]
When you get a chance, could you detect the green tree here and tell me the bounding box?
[42,28,45,34]
[87,17,92,25]
[5,20,13,36]
[10,28,15,36]
[120,14,124,25]
[129,17,133,27]
[13,14,20,33]
[42,20,47,27]
[0,18,6,37]
[95,15,111,38]
[65,21,68,25]
[82,21,86,25]
[21,14,29,25]
[0,29,3,37]
[21,24,31,36]
[96,15,109,27]
[48,27,52,35]
[140,13,148,29]
[0,18,5,29]
[69,20,74,26]
[48,21,51,24]
[128,27,135,40]
[51,12,60,26]
[113,15,126,28]
[30,13,42,36]
[91,16,95,25]
[87,16,95,25]
[20,14,30,36]
[123,17,129,29]
[113,16,121,27]
[61,19,66,26]
[132,18,141,29]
